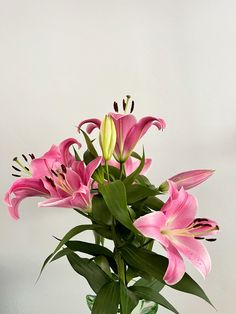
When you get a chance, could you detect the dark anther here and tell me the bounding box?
[29,153,35,160]
[24,166,29,171]
[45,176,55,187]
[216,225,220,230]
[60,173,65,180]
[113,101,118,112]
[194,237,205,240]
[193,223,204,228]
[51,169,58,176]
[205,238,217,242]
[22,154,28,162]
[130,100,135,113]
[201,223,212,228]
[13,157,18,161]
[122,99,126,111]
[12,174,21,177]
[194,218,209,223]
[61,164,67,173]
[12,165,21,172]
[194,223,212,228]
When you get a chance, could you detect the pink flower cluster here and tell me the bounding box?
[4,100,219,286]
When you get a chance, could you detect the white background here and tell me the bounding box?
[0,1,235,313]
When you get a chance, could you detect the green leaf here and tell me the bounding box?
[139,301,158,314]
[92,195,113,226]
[126,184,158,204]
[73,145,81,161]
[123,150,145,187]
[83,150,96,165]
[86,295,96,311]
[38,224,107,278]
[92,281,120,314]
[65,240,117,272]
[94,256,113,277]
[80,129,98,157]
[130,286,179,314]
[143,196,164,211]
[134,278,165,293]
[171,273,214,307]
[99,181,137,233]
[67,251,111,293]
[120,282,139,314]
[121,244,213,307]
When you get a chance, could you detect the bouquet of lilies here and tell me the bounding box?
[5,96,219,314]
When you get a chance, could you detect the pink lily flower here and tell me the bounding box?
[78,113,166,162]
[38,157,102,212]
[108,157,152,176]
[4,178,50,219]
[160,169,215,192]
[5,138,101,218]
[133,180,219,285]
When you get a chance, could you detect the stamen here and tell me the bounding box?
[29,153,35,160]
[13,157,18,162]
[51,169,58,176]
[61,164,67,173]
[45,176,56,187]
[12,174,21,177]
[60,173,66,180]
[205,238,217,242]
[130,100,135,113]
[22,154,28,162]
[122,99,126,111]
[113,101,118,112]
[12,165,21,172]
[193,223,212,228]
[24,166,29,171]
[194,218,209,223]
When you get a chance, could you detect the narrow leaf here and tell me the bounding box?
[67,251,111,293]
[126,184,158,204]
[120,282,139,314]
[92,281,120,314]
[80,129,98,157]
[99,181,137,233]
[123,149,145,187]
[121,244,213,306]
[130,286,179,314]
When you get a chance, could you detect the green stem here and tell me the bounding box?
[119,162,125,180]
[105,161,110,182]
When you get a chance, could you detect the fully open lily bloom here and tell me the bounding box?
[133,180,219,285]
[38,157,102,212]
[78,112,166,162]
[109,157,152,176]
[5,138,101,218]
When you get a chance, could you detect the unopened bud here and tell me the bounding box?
[99,115,117,161]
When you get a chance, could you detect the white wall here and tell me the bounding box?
[0,1,235,313]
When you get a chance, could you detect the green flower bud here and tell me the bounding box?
[99,115,116,161]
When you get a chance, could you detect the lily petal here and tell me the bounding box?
[77,118,101,134]
[59,138,81,167]
[162,182,197,229]
[4,178,49,219]
[133,211,169,247]
[174,236,211,278]
[123,116,166,158]
[163,243,185,285]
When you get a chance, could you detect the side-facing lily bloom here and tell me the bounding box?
[78,113,166,162]
[108,157,152,176]
[159,169,215,192]
[5,138,102,218]
[133,180,219,285]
